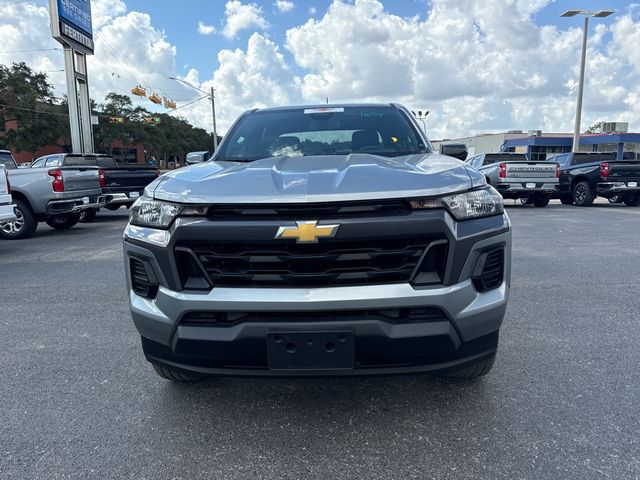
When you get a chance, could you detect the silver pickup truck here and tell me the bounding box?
[0,165,16,225]
[466,153,559,207]
[0,150,105,239]
[124,103,511,382]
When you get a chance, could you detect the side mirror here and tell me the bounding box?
[440,143,468,161]
[185,151,209,165]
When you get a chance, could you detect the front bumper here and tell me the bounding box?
[124,210,511,376]
[46,195,107,215]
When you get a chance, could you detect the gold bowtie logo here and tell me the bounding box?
[275,221,340,244]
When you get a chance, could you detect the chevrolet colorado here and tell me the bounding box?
[123,104,511,381]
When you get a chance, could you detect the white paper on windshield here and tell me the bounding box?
[304,107,344,114]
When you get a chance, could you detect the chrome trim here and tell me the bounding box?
[124,224,171,247]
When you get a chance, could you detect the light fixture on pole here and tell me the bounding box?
[561,9,614,152]
[169,77,218,150]
[411,110,430,132]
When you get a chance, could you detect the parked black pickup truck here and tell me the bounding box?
[31,153,160,220]
[547,152,640,207]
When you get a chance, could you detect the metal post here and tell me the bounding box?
[572,14,589,153]
[63,47,82,152]
[76,53,94,153]
[211,87,218,151]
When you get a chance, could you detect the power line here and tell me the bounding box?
[0,48,62,54]
[168,95,210,112]
[0,48,62,53]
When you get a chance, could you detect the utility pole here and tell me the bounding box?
[211,87,218,150]
[169,77,219,152]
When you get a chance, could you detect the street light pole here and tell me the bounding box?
[169,76,218,152]
[561,9,614,152]
[210,87,218,150]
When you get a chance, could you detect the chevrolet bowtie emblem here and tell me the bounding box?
[275,221,340,244]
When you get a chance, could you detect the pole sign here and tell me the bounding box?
[49,0,94,54]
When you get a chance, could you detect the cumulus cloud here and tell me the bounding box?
[197,21,216,35]
[274,1,295,13]
[3,0,640,139]
[221,1,269,39]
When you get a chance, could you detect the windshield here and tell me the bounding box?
[218,106,429,162]
[0,152,17,169]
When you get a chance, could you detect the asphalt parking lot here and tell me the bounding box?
[1,202,640,480]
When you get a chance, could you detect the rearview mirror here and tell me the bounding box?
[440,144,468,161]
[185,151,210,165]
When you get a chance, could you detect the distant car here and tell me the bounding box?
[548,152,640,206]
[0,150,105,239]
[0,164,16,227]
[31,153,160,222]
[185,151,211,165]
[466,153,559,207]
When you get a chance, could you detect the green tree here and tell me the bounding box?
[93,92,148,153]
[586,121,604,134]
[0,62,69,151]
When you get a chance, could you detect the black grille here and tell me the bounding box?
[130,258,158,298]
[207,200,411,220]
[176,238,437,287]
[181,307,447,327]
[473,248,504,292]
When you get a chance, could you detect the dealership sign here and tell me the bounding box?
[49,0,94,54]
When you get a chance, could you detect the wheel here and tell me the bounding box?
[151,363,205,382]
[572,181,595,207]
[608,195,622,204]
[533,195,550,207]
[0,199,38,240]
[519,196,533,205]
[623,193,640,207]
[45,212,81,230]
[560,195,573,205]
[105,204,121,211]
[79,208,97,223]
[437,354,496,379]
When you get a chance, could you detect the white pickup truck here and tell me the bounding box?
[0,150,105,239]
[466,153,560,207]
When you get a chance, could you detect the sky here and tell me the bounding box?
[1,0,639,140]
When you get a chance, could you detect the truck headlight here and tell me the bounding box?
[410,187,504,220]
[129,197,182,229]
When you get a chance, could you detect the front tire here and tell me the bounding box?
[437,354,496,379]
[151,363,205,382]
[623,193,640,207]
[0,199,38,240]
[104,204,121,211]
[45,212,81,230]
[572,181,595,207]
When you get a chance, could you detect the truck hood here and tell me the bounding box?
[151,153,479,204]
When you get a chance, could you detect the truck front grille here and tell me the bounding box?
[175,238,440,287]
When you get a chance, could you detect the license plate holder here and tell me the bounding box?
[525,182,536,189]
[82,197,90,204]
[629,182,638,188]
[129,191,140,198]
[267,331,355,370]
